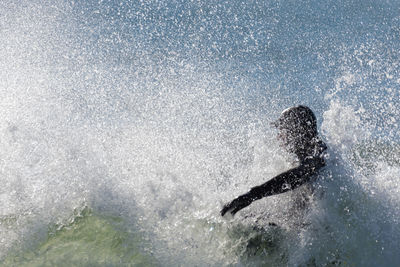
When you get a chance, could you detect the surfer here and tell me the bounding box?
[221,105,327,217]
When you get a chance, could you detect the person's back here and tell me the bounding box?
[221,105,327,217]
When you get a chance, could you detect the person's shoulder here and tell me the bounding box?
[303,154,325,169]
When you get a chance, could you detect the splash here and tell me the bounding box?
[1,0,400,266]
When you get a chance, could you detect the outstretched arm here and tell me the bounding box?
[221,163,317,217]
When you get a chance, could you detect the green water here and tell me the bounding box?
[2,209,289,267]
[2,208,157,267]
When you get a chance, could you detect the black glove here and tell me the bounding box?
[220,195,253,217]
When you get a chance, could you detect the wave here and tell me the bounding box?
[1,206,156,266]
[1,0,400,266]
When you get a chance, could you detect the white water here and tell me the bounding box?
[1,0,400,266]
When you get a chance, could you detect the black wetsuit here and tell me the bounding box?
[221,141,327,217]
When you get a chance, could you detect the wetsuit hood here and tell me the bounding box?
[273,105,317,136]
[273,105,323,161]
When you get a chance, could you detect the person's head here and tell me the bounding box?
[273,105,319,158]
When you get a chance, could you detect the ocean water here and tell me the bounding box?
[1,0,399,266]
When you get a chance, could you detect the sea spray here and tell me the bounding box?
[1,0,400,266]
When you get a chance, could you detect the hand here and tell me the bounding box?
[220,201,236,217]
[220,195,252,217]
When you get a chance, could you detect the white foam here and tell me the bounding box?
[1,1,400,265]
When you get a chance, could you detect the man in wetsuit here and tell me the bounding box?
[221,105,327,217]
